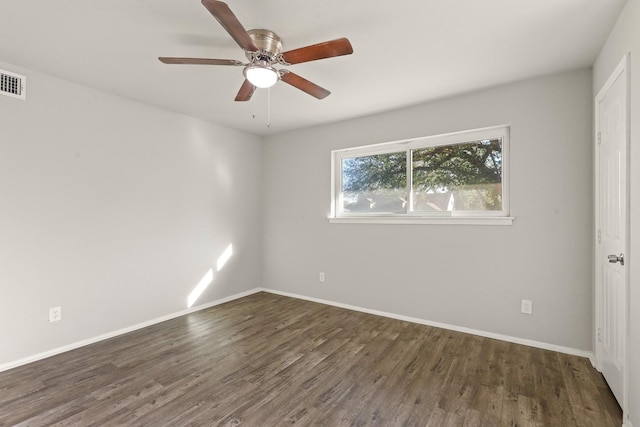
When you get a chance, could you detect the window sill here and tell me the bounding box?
[327,216,515,225]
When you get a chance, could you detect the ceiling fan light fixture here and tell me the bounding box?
[159,2,354,102]
[244,63,279,88]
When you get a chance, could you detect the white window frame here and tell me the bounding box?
[329,125,513,225]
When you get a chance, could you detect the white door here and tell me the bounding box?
[595,55,628,409]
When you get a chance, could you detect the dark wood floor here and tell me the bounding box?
[0,292,621,426]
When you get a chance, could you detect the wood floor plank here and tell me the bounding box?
[0,292,622,426]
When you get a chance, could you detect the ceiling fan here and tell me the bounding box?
[159,0,354,101]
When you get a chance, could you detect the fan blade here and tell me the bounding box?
[280,71,330,99]
[201,0,258,52]
[281,38,353,65]
[235,79,255,101]
[159,57,243,66]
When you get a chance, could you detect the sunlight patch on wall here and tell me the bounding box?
[217,243,233,272]
[187,269,213,308]
[186,243,234,309]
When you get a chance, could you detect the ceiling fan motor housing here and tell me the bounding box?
[247,29,282,61]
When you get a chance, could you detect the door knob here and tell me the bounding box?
[608,253,624,265]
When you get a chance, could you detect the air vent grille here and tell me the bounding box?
[0,69,26,100]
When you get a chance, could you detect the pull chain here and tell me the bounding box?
[248,88,272,127]
[267,87,271,128]
[251,93,256,119]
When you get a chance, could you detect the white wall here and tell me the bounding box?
[0,61,263,367]
[594,0,640,423]
[263,69,593,351]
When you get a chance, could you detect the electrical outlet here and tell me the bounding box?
[319,272,325,283]
[49,306,62,322]
[521,299,532,315]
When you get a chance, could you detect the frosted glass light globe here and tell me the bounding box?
[245,65,278,88]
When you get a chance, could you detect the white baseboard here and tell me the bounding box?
[588,353,597,368]
[0,288,262,373]
[261,288,594,360]
[1,287,594,373]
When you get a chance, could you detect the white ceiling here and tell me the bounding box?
[0,0,626,136]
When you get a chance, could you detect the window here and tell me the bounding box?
[330,126,512,224]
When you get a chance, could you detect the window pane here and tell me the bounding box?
[342,152,407,213]
[412,139,502,212]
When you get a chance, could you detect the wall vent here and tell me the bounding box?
[0,69,26,100]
